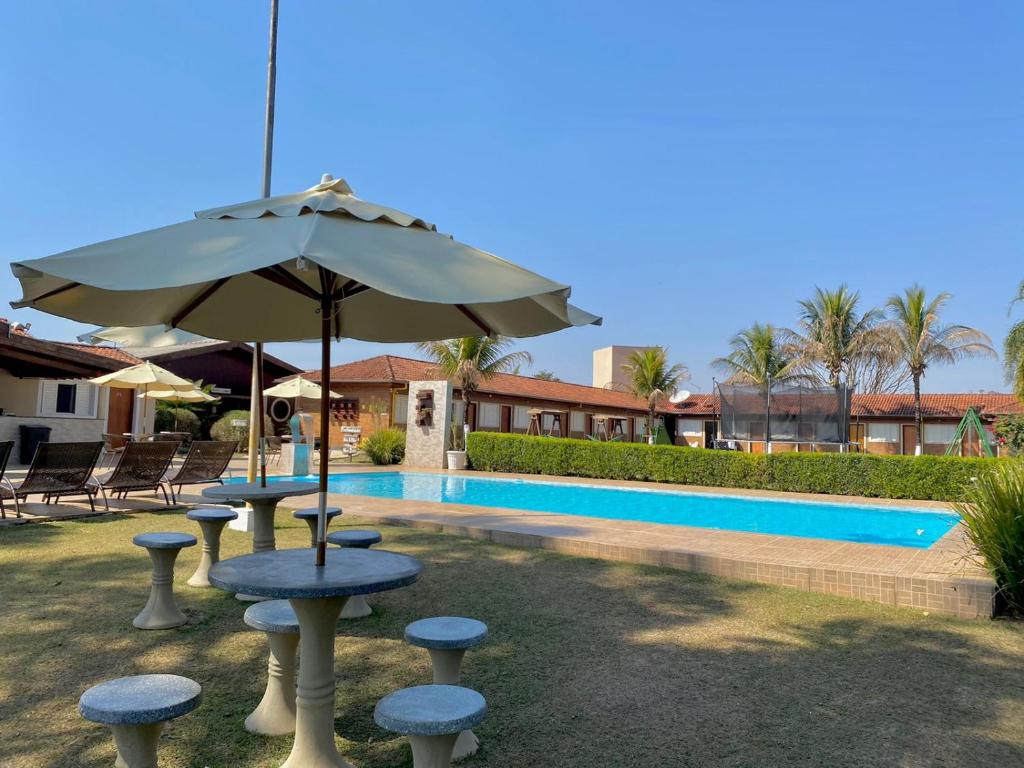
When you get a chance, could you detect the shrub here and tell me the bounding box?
[994,415,1024,456]
[954,462,1024,614]
[362,428,406,466]
[154,407,201,437]
[210,410,272,450]
[466,432,1000,502]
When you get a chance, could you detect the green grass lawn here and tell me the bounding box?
[1,509,1022,768]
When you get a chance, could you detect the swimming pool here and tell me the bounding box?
[249,471,959,548]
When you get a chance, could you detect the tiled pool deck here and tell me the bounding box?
[319,468,995,620]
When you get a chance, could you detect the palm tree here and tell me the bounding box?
[786,285,887,389]
[1004,280,1024,400]
[620,347,689,443]
[416,336,532,431]
[885,286,996,455]
[712,323,802,387]
[534,370,561,381]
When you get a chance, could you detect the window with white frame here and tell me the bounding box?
[38,380,98,419]
[569,410,585,433]
[866,423,899,443]
[634,417,647,440]
[513,405,529,430]
[392,394,408,425]
[676,419,703,437]
[478,402,500,429]
[452,400,466,426]
[541,413,555,432]
[924,423,957,445]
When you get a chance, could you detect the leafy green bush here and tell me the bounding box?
[210,410,272,450]
[154,407,201,437]
[995,415,1024,456]
[466,432,1001,502]
[954,462,1024,614]
[362,428,406,465]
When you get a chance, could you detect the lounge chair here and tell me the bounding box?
[265,435,283,466]
[162,440,237,503]
[5,441,104,512]
[0,440,17,518]
[88,441,180,510]
[100,432,130,468]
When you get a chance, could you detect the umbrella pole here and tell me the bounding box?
[256,343,267,486]
[316,293,330,566]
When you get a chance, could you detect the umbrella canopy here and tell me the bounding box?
[11,174,601,565]
[90,361,198,392]
[77,324,208,348]
[140,386,217,403]
[264,376,340,400]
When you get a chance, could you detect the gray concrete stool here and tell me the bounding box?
[185,508,238,588]
[79,673,201,768]
[405,617,488,760]
[292,506,342,547]
[243,599,300,736]
[375,685,486,768]
[132,533,196,630]
[327,529,383,618]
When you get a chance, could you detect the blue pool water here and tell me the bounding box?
[246,471,959,548]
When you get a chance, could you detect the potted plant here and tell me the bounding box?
[447,422,467,470]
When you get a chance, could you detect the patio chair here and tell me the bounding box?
[265,435,283,466]
[162,440,237,504]
[5,441,104,512]
[88,441,180,510]
[0,440,18,519]
[100,433,129,468]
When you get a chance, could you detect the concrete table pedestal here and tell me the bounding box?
[132,533,197,630]
[186,508,238,588]
[202,482,318,601]
[374,685,487,768]
[79,674,201,768]
[327,530,383,619]
[209,547,423,768]
[244,600,301,736]
[405,617,488,761]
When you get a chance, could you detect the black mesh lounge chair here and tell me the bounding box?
[162,440,236,503]
[88,440,180,511]
[6,441,104,512]
[0,440,17,519]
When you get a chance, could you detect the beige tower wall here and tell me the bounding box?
[592,346,658,390]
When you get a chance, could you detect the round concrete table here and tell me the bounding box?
[209,547,423,768]
[202,482,317,600]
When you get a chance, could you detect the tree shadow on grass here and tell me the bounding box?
[0,514,1022,768]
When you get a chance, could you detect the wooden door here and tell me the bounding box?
[901,424,918,455]
[500,405,511,433]
[107,388,134,435]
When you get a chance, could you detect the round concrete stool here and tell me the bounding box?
[132,533,196,630]
[292,506,342,547]
[79,673,201,768]
[327,529,383,618]
[243,599,300,736]
[405,617,488,760]
[375,685,486,768]
[185,508,238,588]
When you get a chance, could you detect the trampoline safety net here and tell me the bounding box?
[717,383,852,444]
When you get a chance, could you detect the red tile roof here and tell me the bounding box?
[309,355,650,412]
[665,392,1024,420]
[56,342,144,366]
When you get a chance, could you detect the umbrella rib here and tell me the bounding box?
[33,281,82,303]
[171,277,230,327]
[455,304,492,336]
[253,266,321,302]
[331,279,366,302]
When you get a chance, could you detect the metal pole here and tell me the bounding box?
[248,0,279,487]
[765,373,772,454]
[317,286,330,567]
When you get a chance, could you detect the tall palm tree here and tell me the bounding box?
[885,286,996,454]
[416,336,532,430]
[712,323,802,387]
[1004,280,1024,400]
[786,285,887,389]
[620,347,689,443]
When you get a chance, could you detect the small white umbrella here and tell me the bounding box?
[91,362,203,434]
[141,387,217,403]
[264,376,341,400]
[77,324,207,348]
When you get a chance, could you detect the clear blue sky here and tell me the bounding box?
[2,1,1020,393]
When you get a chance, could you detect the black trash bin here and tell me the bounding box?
[19,424,52,464]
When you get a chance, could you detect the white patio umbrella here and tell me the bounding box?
[264,375,341,400]
[77,324,207,348]
[12,173,601,564]
[90,361,204,435]
[141,386,217,403]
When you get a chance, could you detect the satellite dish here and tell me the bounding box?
[670,390,691,404]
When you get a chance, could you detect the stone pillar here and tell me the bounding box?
[403,380,453,469]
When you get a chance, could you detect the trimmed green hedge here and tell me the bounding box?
[466,432,1003,502]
